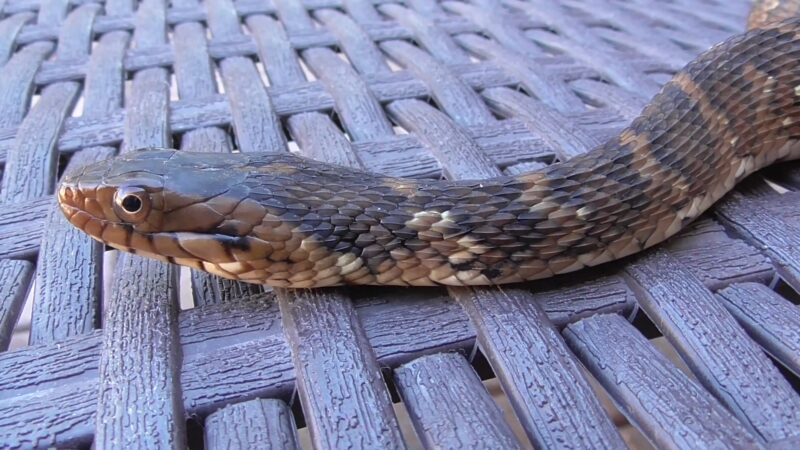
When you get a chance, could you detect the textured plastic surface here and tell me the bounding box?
[0,0,797,448]
[394,353,522,449]
[564,314,760,449]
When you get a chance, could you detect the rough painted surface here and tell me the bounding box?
[30,148,113,345]
[718,282,800,376]
[28,5,123,345]
[625,250,800,443]
[237,13,410,444]
[382,30,624,445]
[0,80,77,202]
[0,41,51,130]
[0,196,50,259]
[0,276,638,446]
[279,289,406,449]
[565,314,759,449]
[13,61,606,164]
[395,353,523,449]
[93,2,186,446]
[453,287,625,448]
[205,399,300,450]
[95,253,185,448]
[0,259,33,350]
[715,191,800,289]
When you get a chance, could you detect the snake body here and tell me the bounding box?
[58,9,800,288]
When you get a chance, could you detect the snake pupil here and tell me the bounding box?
[121,195,142,213]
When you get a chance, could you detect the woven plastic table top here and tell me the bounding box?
[0,0,799,448]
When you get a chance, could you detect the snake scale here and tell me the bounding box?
[58,2,800,288]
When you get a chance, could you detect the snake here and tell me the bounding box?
[57,3,800,288]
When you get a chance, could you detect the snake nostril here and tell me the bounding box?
[58,184,69,202]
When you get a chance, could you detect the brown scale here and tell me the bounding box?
[749,0,800,29]
[58,16,800,288]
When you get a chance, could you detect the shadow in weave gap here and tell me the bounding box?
[630,306,662,340]
[297,58,317,82]
[55,151,70,180]
[212,65,226,94]
[170,131,185,153]
[169,72,180,101]
[70,94,84,118]
[7,281,34,350]
[774,278,800,305]
[761,159,800,192]
[186,416,204,450]
[775,362,800,393]
[325,109,349,139]
[254,60,271,87]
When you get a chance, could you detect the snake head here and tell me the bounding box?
[58,150,171,242]
[57,149,252,256]
[57,148,370,285]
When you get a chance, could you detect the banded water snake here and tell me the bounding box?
[57,2,800,288]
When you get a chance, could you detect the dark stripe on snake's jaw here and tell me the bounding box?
[58,17,800,288]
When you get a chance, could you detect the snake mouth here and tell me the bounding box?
[59,202,240,273]
[60,193,271,282]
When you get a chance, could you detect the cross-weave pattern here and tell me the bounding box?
[0,0,799,448]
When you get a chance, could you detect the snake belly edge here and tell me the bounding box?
[57,15,800,288]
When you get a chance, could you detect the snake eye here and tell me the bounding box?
[121,195,142,213]
[113,185,150,223]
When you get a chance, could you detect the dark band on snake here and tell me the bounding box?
[57,7,800,288]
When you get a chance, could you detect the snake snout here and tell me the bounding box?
[57,182,72,208]
[56,176,87,217]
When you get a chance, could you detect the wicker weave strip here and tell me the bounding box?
[205,398,301,450]
[718,283,800,377]
[30,148,110,344]
[29,3,114,345]
[564,314,759,448]
[626,251,800,442]
[0,260,33,351]
[394,353,523,449]
[93,1,186,446]
[716,193,800,289]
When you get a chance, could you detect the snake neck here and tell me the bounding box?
[749,0,800,29]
